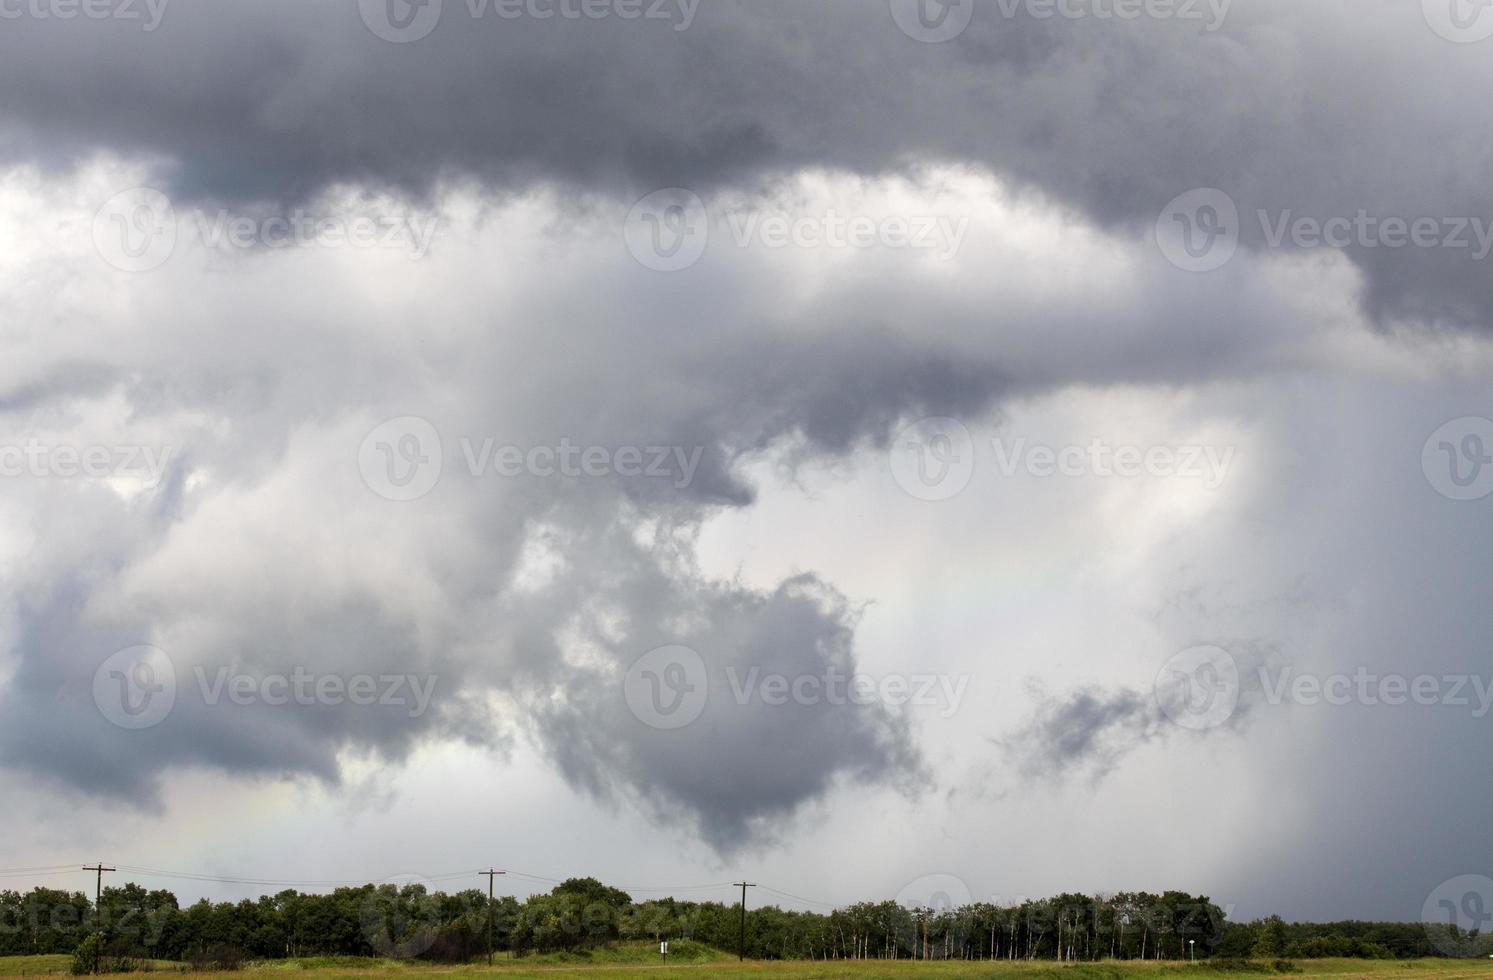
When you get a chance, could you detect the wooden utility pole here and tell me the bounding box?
[731,882,755,961]
[81,865,114,975]
[478,869,505,966]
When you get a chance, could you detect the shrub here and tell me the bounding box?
[186,944,245,971]
[69,935,150,975]
[1285,935,1393,959]
[70,934,102,976]
[1205,958,1272,972]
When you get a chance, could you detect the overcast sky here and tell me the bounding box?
[2,0,1492,926]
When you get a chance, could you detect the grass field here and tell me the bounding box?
[5,954,1493,980]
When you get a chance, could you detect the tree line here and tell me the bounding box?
[1216,914,1484,961]
[0,878,1478,965]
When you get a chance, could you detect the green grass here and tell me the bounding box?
[0,957,69,977]
[246,958,422,972]
[239,942,732,971]
[488,940,732,966]
[6,954,1493,980]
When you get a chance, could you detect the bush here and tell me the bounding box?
[69,935,150,975]
[70,934,102,975]
[1204,958,1273,972]
[186,944,245,971]
[1285,935,1393,959]
[1272,959,1301,973]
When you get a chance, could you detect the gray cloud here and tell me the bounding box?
[5,5,1493,912]
[528,572,928,850]
[995,637,1285,789]
[998,683,1162,785]
[2,1,1490,326]
[0,188,1040,844]
[0,151,1365,842]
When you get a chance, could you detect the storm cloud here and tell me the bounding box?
[4,0,1492,326]
[3,0,1493,919]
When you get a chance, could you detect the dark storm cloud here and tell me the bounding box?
[3,0,1490,326]
[0,549,477,800]
[528,572,928,850]
[6,0,1493,886]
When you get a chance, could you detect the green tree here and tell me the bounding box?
[1255,915,1290,958]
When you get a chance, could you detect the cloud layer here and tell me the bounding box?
[4,2,1493,917]
[4,1,1492,326]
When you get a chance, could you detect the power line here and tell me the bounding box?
[0,867,81,880]
[495,870,738,895]
[0,862,843,914]
[757,884,840,911]
[0,863,746,899]
[110,865,483,888]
